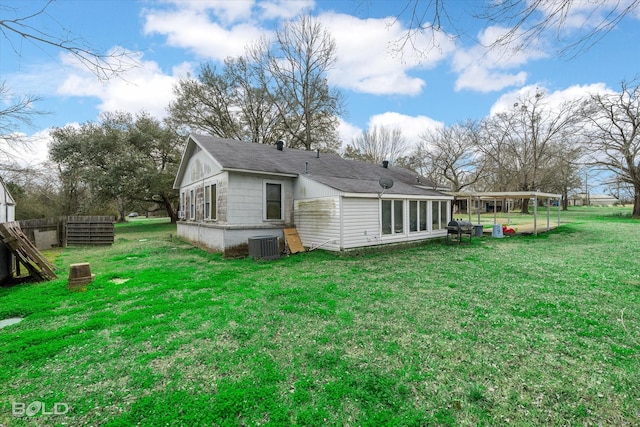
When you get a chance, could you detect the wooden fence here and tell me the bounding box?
[18,216,115,249]
[66,216,114,246]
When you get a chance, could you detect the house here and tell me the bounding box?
[0,178,16,283]
[172,134,453,256]
[570,193,619,207]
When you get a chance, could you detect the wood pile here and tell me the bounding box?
[0,222,57,282]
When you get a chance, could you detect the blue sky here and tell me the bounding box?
[1,0,640,168]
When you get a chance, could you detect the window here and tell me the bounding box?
[265,182,282,220]
[410,200,429,233]
[211,184,217,220]
[419,201,428,231]
[204,184,217,220]
[382,200,404,235]
[441,201,448,229]
[431,201,449,230]
[409,201,418,232]
[394,200,404,233]
[189,190,195,220]
[204,185,211,219]
[432,201,440,230]
[382,200,392,235]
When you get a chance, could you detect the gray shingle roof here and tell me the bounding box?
[188,134,448,196]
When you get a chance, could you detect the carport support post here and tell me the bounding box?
[546,197,551,231]
[477,197,481,225]
[557,198,561,226]
[533,196,538,236]
[493,198,497,224]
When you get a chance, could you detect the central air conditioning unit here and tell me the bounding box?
[248,235,280,260]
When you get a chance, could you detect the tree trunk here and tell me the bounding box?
[161,194,178,223]
[521,198,530,214]
[633,186,640,218]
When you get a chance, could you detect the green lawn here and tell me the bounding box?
[1,207,638,426]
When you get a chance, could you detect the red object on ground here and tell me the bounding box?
[502,225,516,234]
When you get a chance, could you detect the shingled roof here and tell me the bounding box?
[175,134,448,196]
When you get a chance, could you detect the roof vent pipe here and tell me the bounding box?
[316,149,320,158]
[305,161,309,174]
[276,140,284,151]
[382,160,389,168]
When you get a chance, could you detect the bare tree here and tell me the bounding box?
[249,15,344,152]
[0,82,45,167]
[412,120,483,192]
[1,1,137,80]
[344,126,408,165]
[167,63,244,140]
[478,90,582,212]
[581,80,640,217]
[1,0,138,169]
[392,0,640,58]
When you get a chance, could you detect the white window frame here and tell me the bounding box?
[204,184,217,220]
[381,199,405,236]
[204,185,211,219]
[189,189,195,220]
[263,181,283,221]
[409,200,429,233]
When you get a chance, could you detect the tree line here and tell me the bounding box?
[2,6,640,219]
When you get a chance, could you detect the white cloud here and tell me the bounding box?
[57,50,192,120]
[489,83,614,116]
[0,129,55,167]
[143,7,263,60]
[259,0,315,20]
[321,12,455,96]
[452,25,547,93]
[337,118,362,149]
[367,112,444,149]
[142,4,455,97]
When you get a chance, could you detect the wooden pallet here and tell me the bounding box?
[283,228,305,254]
[0,222,57,282]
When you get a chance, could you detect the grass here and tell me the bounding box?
[0,207,638,426]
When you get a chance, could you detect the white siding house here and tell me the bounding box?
[173,134,453,256]
[0,179,16,283]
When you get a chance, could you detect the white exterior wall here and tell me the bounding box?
[341,197,381,249]
[177,222,283,254]
[227,173,294,226]
[294,197,341,251]
[294,196,451,252]
[341,197,450,250]
[0,184,15,223]
[294,174,343,199]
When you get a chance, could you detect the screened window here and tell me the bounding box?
[410,200,429,232]
[382,200,392,235]
[265,183,282,220]
[382,200,404,235]
[431,201,449,230]
[409,201,418,232]
[211,184,217,220]
[440,201,448,229]
[432,201,440,230]
[204,184,217,220]
[189,189,195,220]
[204,185,211,219]
[419,201,428,231]
[394,200,404,233]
